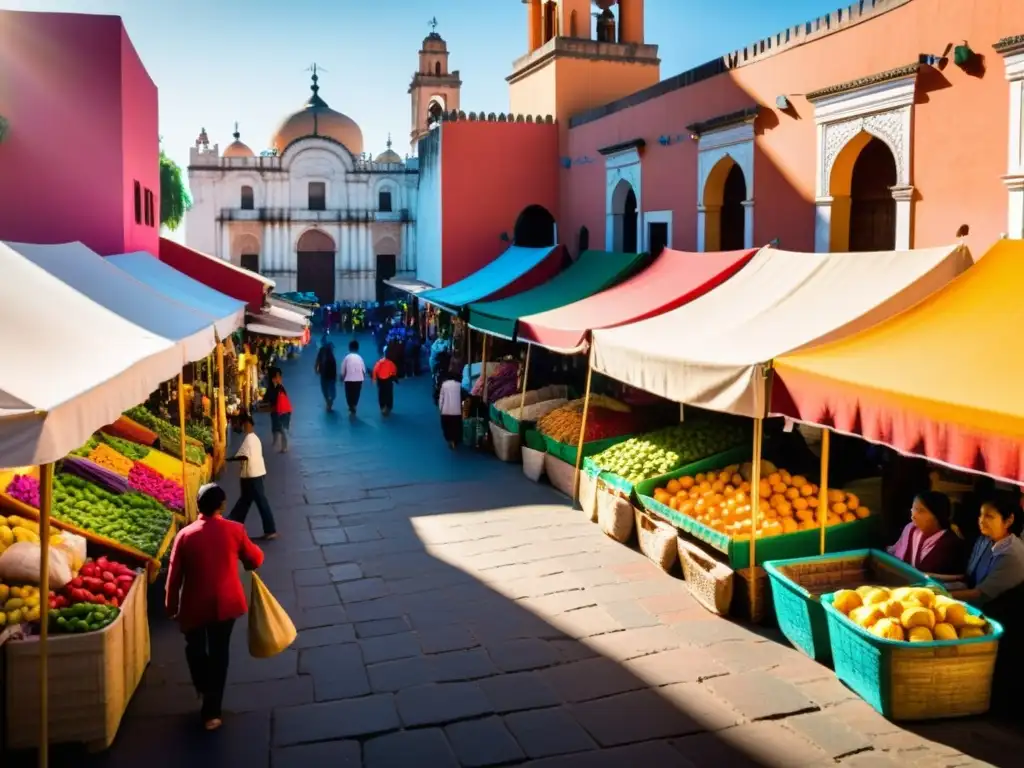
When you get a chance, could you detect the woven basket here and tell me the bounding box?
[522,446,546,483]
[635,507,678,572]
[733,566,770,623]
[489,422,522,463]
[596,484,634,543]
[678,537,734,615]
[579,469,599,523]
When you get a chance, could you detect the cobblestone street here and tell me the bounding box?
[70,343,1023,767]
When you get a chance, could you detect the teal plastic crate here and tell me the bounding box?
[764,549,943,664]
[541,433,633,466]
[821,592,1004,720]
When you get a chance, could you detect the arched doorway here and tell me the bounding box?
[513,205,556,247]
[578,225,590,257]
[828,132,898,252]
[232,233,260,273]
[610,180,638,253]
[296,229,336,303]
[702,155,747,251]
[375,235,400,302]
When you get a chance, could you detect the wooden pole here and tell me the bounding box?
[38,462,53,767]
[481,333,490,403]
[818,428,831,555]
[517,344,533,418]
[216,341,227,450]
[749,417,764,613]
[572,361,594,502]
[178,373,190,522]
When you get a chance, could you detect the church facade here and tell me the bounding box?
[185,31,461,303]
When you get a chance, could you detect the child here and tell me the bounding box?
[261,367,292,452]
[340,339,367,415]
[438,370,464,449]
[372,355,399,416]
[226,413,277,540]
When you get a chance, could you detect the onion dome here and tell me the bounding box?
[271,65,364,156]
[375,134,403,164]
[223,123,254,158]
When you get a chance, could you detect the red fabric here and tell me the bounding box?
[373,358,398,382]
[275,389,293,415]
[517,248,756,352]
[770,368,1024,484]
[159,237,270,312]
[165,515,264,632]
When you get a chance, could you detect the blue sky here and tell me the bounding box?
[7,0,842,233]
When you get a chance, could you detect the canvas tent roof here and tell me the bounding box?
[590,245,971,419]
[106,252,247,338]
[159,237,273,313]
[0,242,184,467]
[517,248,756,353]
[5,241,219,364]
[418,245,558,313]
[247,305,309,339]
[771,239,1024,483]
[466,250,645,340]
[384,277,435,296]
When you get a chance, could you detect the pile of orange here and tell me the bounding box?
[651,464,870,541]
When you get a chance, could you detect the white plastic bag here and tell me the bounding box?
[52,531,87,573]
[0,542,72,588]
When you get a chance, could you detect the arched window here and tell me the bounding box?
[308,181,326,211]
[427,100,444,128]
[434,61,441,76]
[379,190,393,212]
[240,185,254,210]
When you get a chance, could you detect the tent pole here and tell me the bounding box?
[178,373,190,523]
[481,334,490,403]
[216,342,227,453]
[749,418,764,615]
[818,429,831,555]
[518,344,532,418]
[38,462,53,767]
[572,361,594,503]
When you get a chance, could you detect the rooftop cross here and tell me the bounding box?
[428,17,438,33]
[233,121,240,140]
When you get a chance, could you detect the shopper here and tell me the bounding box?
[438,370,464,449]
[372,354,399,416]
[227,413,277,540]
[262,367,293,452]
[165,483,264,731]
[314,341,338,411]
[340,339,368,415]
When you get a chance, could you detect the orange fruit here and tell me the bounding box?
[831,502,848,516]
[800,484,815,497]
[793,497,808,511]
[791,475,808,488]
[666,479,681,495]
[846,493,860,509]
[680,476,695,490]
[785,487,800,501]
[767,472,781,485]
[855,506,871,519]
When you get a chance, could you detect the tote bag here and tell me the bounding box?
[248,572,297,658]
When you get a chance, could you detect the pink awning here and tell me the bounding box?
[159,238,273,313]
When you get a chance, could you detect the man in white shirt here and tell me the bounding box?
[340,339,368,416]
[227,413,277,540]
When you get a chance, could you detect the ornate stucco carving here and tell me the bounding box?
[823,109,908,192]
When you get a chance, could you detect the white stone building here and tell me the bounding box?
[185,30,461,303]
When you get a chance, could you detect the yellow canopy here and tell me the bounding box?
[772,239,1024,481]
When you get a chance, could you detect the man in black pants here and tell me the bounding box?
[340,339,368,416]
[227,413,277,540]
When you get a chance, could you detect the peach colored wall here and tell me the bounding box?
[0,12,124,254]
[120,26,160,256]
[440,121,560,286]
[564,0,1024,255]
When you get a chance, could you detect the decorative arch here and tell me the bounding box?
[427,97,446,128]
[296,229,337,303]
[296,228,335,252]
[609,179,638,253]
[696,120,754,252]
[279,138,355,172]
[374,177,401,209]
[240,185,254,210]
[701,155,748,252]
[232,233,260,260]
[513,205,557,247]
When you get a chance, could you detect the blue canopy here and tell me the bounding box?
[418,245,558,313]
[106,251,246,338]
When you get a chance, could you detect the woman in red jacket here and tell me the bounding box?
[165,483,264,730]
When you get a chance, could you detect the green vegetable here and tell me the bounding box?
[124,406,206,465]
[69,436,100,458]
[99,433,151,461]
[48,604,120,633]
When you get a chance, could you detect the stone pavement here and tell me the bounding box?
[39,339,1021,767]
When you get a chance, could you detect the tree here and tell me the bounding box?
[160,149,191,231]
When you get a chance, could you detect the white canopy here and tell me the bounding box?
[5,241,219,363]
[590,245,971,418]
[0,242,184,467]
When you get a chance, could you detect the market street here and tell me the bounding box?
[66,342,1023,768]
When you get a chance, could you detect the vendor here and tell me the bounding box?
[950,496,1024,606]
[887,491,965,576]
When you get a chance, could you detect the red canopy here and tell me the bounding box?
[159,238,273,313]
[516,247,757,352]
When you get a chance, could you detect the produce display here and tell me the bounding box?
[48,603,120,634]
[70,436,101,458]
[589,420,749,484]
[0,515,62,551]
[124,406,206,465]
[5,474,40,508]
[53,556,137,610]
[538,397,635,445]
[472,362,520,404]
[88,443,134,477]
[61,456,130,495]
[185,421,214,453]
[99,433,151,461]
[0,582,42,626]
[831,585,992,642]
[104,415,158,446]
[128,463,184,512]
[649,461,871,540]
[53,474,172,557]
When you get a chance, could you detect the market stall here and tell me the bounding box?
[159,236,274,313]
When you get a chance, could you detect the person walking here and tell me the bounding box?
[165,483,264,731]
[314,341,338,411]
[262,367,293,452]
[340,339,368,415]
[227,413,277,540]
[372,355,399,416]
[438,370,464,449]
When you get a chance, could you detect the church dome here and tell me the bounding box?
[271,68,364,156]
[223,124,254,158]
[375,135,403,164]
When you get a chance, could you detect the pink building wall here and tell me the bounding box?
[0,11,159,256]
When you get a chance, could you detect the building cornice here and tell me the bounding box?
[598,138,645,156]
[507,37,659,85]
[806,63,919,102]
[686,106,759,136]
[995,35,1024,56]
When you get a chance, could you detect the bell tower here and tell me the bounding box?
[409,18,462,154]
[510,0,659,129]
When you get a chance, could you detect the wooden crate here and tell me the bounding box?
[122,575,151,698]
[5,609,127,751]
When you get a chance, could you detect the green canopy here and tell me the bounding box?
[467,250,646,340]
